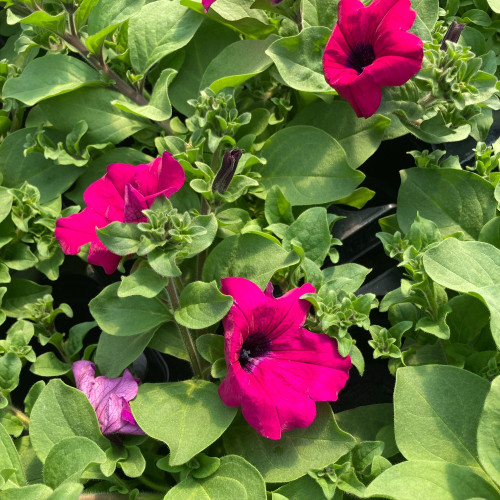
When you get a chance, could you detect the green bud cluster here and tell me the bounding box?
[467,141,500,180]
[408,149,460,169]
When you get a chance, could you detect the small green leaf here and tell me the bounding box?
[119,445,146,478]
[30,352,71,377]
[148,322,189,361]
[20,11,66,32]
[118,267,169,298]
[0,422,26,487]
[0,353,21,392]
[196,334,224,363]
[97,222,142,255]
[264,185,294,225]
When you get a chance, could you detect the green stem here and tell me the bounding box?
[165,279,204,378]
[138,475,169,493]
[7,404,30,427]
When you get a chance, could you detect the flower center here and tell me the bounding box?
[239,333,271,372]
[346,42,375,74]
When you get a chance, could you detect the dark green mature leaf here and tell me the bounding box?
[30,380,107,462]
[273,475,325,499]
[30,352,71,377]
[38,88,149,144]
[164,455,266,500]
[129,0,203,75]
[0,353,21,392]
[397,168,496,239]
[366,461,499,500]
[423,238,500,348]
[0,422,26,487]
[394,365,490,468]
[0,485,53,500]
[200,37,276,94]
[257,126,364,206]
[301,0,339,28]
[169,18,239,116]
[2,54,101,106]
[87,0,145,34]
[2,279,51,317]
[19,10,66,32]
[131,380,237,465]
[89,282,172,336]
[175,281,233,330]
[266,27,333,93]
[202,233,299,289]
[148,322,189,361]
[446,294,490,344]
[224,404,355,482]
[477,375,500,486]
[289,101,390,169]
[43,436,106,488]
[411,0,440,30]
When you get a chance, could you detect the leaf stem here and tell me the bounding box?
[7,404,30,427]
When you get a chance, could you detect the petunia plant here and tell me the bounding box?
[0,0,499,498]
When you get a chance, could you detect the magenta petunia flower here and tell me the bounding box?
[323,0,423,118]
[73,360,144,435]
[55,152,185,274]
[218,278,351,440]
[202,0,216,11]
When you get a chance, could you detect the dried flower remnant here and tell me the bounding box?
[323,0,424,118]
[55,152,185,274]
[218,278,351,440]
[440,19,466,51]
[212,149,244,194]
[73,361,144,435]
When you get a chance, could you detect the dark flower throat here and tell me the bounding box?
[346,42,376,74]
[239,333,271,372]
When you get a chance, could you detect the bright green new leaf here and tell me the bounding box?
[2,54,101,106]
[118,267,169,298]
[89,282,172,336]
[131,380,237,466]
[19,11,66,32]
[175,281,233,330]
[257,126,364,205]
[87,0,145,34]
[394,365,490,468]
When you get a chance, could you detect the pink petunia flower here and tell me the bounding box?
[202,0,216,11]
[218,278,351,440]
[323,0,424,118]
[73,360,144,435]
[55,152,185,274]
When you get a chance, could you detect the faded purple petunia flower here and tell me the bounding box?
[73,360,144,435]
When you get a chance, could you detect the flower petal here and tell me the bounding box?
[87,241,122,275]
[368,0,417,33]
[124,185,148,223]
[73,360,97,399]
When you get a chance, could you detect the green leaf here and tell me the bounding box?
[74,0,100,30]
[411,0,439,31]
[2,243,37,271]
[487,0,500,13]
[89,282,172,336]
[257,126,364,206]
[0,279,49,317]
[46,483,83,500]
[118,267,169,298]
[446,294,490,344]
[322,263,371,294]
[148,322,189,361]
[24,381,45,416]
[394,365,489,468]
[202,233,299,290]
[266,27,333,93]
[30,352,71,377]
[38,88,148,144]
[196,334,224,363]
[131,380,237,466]
[129,0,203,75]
[479,217,500,248]
[366,461,500,500]
[264,185,294,225]
[184,214,218,258]
[119,445,146,478]
[2,54,101,106]
[283,207,331,265]
[175,281,233,330]
[0,353,21,392]
[301,0,338,28]
[423,238,500,348]
[30,379,107,462]
[273,475,325,500]
[19,11,66,32]
[0,422,26,487]
[223,403,355,482]
[95,330,156,378]
[43,436,106,488]
[397,168,495,239]
[169,18,239,116]
[0,485,53,500]
[87,0,145,34]
[0,187,13,224]
[290,100,391,169]
[165,455,266,500]
[112,68,177,121]
[200,37,276,93]
[477,375,500,487]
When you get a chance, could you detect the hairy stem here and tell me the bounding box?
[7,404,30,427]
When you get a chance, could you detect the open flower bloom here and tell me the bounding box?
[55,152,184,274]
[323,0,423,118]
[73,361,144,435]
[218,278,351,440]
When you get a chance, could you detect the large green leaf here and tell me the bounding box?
[397,168,495,239]
[200,37,276,94]
[223,404,355,482]
[477,375,500,486]
[0,422,26,487]
[257,126,364,205]
[87,0,145,34]
[394,365,490,468]
[30,380,107,462]
[38,88,149,144]
[89,282,172,336]
[266,27,333,93]
[129,0,203,75]
[289,101,390,169]
[366,461,500,500]
[131,380,237,466]
[301,0,339,28]
[202,233,299,289]
[2,54,101,106]
[423,238,500,348]
[2,279,51,317]
[411,0,439,30]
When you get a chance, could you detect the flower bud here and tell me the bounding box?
[440,19,466,51]
[212,149,243,194]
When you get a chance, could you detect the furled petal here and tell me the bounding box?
[120,402,145,435]
[124,184,148,223]
[98,393,125,434]
[132,152,185,201]
[73,360,97,397]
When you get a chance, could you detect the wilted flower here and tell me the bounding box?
[55,152,184,274]
[218,278,351,440]
[212,149,243,194]
[73,360,144,435]
[323,0,423,118]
